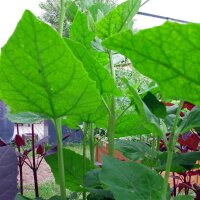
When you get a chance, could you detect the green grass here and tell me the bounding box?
[23,181,59,199]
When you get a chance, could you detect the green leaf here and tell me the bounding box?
[7,112,47,124]
[63,103,108,129]
[173,196,193,200]
[65,39,120,96]
[99,156,170,200]
[15,195,44,200]
[157,151,200,172]
[124,79,163,136]
[115,113,150,137]
[69,11,108,66]
[15,194,30,200]
[115,140,152,161]
[65,0,78,22]
[70,11,95,50]
[103,22,200,105]
[143,92,167,119]
[88,3,114,22]
[48,196,61,200]
[0,10,101,118]
[96,0,141,39]
[177,107,200,134]
[45,149,95,192]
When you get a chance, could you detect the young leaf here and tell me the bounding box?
[176,107,200,134]
[88,2,114,22]
[124,79,163,136]
[69,11,108,66]
[143,92,167,119]
[0,10,101,118]
[65,38,120,96]
[115,113,150,137]
[99,156,169,200]
[96,0,141,39]
[103,22,200,105]
[0,146,18,200]
[70,11,95,50]
[45,148,95,192]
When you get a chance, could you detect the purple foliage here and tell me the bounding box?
[0,146,18,200]
[0,101,14,143]
[44,120,83,145]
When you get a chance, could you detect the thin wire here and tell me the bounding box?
[141,0,151,7]
[137,12,192,24]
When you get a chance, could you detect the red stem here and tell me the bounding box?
[31,124,39,198]
[172,172,176,196]
[16,123,24,195]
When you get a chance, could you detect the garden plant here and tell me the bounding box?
[0,0,200,199]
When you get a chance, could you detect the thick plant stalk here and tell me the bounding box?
[83,122,88,200]
[161,101,183,200]
[55,1,67,199]
[54,118,66,200]
[88,123,95,164]
[58,0,66,36]
[108,50,116,156]
[31,124,39,198]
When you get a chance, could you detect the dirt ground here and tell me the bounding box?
[19,158,54,186]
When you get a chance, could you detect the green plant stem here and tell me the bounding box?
[151,135,156,166]
[58,0,66,36]
[54,118,66,200]
[83,122,88,200]
[108,50,116,156]
[161,101,183,200]
[88,123,95,164]
[156,136,160,152]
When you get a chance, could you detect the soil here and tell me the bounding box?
[19,158,54,186]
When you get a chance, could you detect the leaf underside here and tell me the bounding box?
[103,22,200,106]
[0,10,100,118]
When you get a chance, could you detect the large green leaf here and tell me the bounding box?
[45,149,95,192]
[63,103,108,129]
[176,107,200,134]
[103,22,200,105]
[124,79,163,136]
[96,0,141,39]
[65,39,120,95]
[115,113,150,137]
[99,156,169,200]
[115,140,151,161]
[0,10,101,118]
[7,112,47,124]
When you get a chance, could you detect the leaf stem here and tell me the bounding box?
[88,123,95,164]
[54,118,66,200]
[58,0,67,36]
[83,122,88,200]
[108,50,116,156]
[161,101,183,200]
[31,124,39,198]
